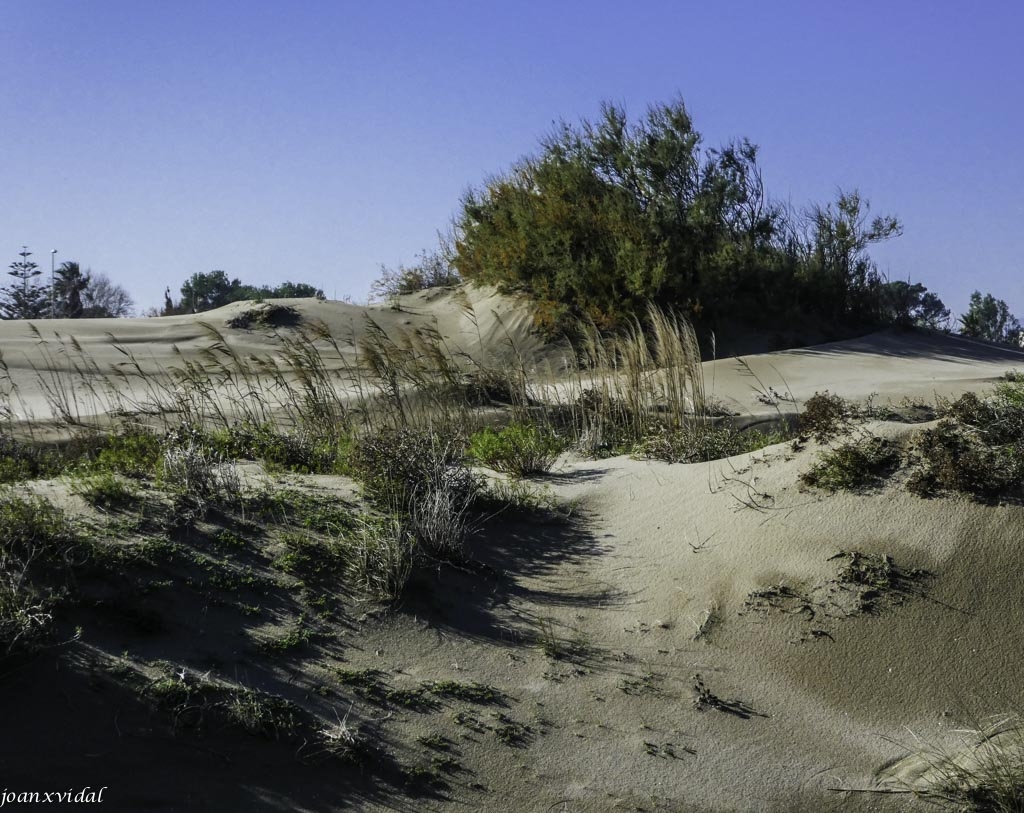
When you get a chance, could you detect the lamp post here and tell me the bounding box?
[50,249,58,318]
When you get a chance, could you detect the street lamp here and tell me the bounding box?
[50,249,58,318]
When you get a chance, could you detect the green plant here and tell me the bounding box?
[159,425,242,516]
[467,422,566,476]
[800,435,900,492]
[91,430,162,476]
[223,688,299,738]
[209,421,344,474]
[69,470,137,510]
[273,531,346,578]
[225,303,300,329]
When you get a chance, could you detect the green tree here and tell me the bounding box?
[179,270,241,313]
[880,280,950,329]
[452,98,898,336]
[960,291,1020,343]
[800,191,902,322]
[0,248,48,320]
[267,281,324,298]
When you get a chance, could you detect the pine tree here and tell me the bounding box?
[1,247,49,320]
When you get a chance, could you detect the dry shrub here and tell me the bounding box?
[798,391,851,442]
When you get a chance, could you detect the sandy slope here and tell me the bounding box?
[2,289,1024,811]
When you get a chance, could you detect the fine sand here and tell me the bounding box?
[2,288,1023,812]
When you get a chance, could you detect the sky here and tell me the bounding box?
[1,0,1022,320]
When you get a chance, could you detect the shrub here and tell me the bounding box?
[350,429,465,506]
[800,435,901,492]
[907,423,1022,502]
[798,392,851,442]
[906,386,1024,502]
[350,428,478,560]
[467,423,566,476]
[633,424,787,463]
[92,430,162,476]
[225,303,300,329]
[0,436,73,483]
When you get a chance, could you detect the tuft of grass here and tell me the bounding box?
[887,717,1024,812]
[800,435,901,492]
[467,422,566,476]
[348,516,414,601]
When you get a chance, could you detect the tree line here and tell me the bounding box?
[1,255,324,320]
[157,270,323,315]
[2,248,133,319]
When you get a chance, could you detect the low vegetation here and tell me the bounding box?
[467,422,566,476]
[800,435,900,492]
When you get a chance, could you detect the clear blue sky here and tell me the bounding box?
[2,0,1021,319]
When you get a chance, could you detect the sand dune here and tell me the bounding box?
[1,288,1022,811]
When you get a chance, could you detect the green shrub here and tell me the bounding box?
[0,436,72,483]
[92,430,162,476]
[350,429,470,509]
[350,428,478,564]
[800,436,901,492]
[159,425,242,517]
[467,423,566,476]
[271,531,348,582]
[907,423,1022,502]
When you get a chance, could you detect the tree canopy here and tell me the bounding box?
[960,291,1021,344]
[162,271,325,315]
[452,98,910,336]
